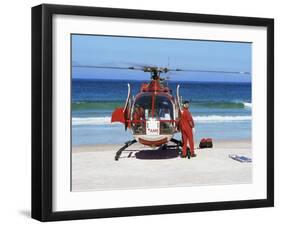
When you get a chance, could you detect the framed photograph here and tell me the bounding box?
[32,4,274,221]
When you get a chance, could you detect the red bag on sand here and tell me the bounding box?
[199,138,206,148]
[199,138,213,148]
[206,138,213,148]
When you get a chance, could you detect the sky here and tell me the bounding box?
[72,34,252,82]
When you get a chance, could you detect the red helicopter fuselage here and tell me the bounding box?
[111,78,181,147]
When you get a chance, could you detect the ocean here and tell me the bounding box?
[72,79,252,145]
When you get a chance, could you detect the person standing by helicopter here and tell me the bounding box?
[179,101,196,158]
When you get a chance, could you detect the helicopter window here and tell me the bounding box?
[155,95,174,134]
[131,94,152,135]
[154,95,174,120]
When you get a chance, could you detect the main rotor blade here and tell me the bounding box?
[121,62,157,68]
[73,64,250,75]
[72,65,143,70]
[169,68,250,75]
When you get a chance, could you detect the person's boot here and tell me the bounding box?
[190,153,197,158]
[186,148,191,159]
[180,149,187,158]
[180,153,187,158]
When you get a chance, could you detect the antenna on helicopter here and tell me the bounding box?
[168,57,170,68]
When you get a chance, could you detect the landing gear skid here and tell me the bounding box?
[115,139,137,161]
[170,138,182,157]
[170,138,182,148]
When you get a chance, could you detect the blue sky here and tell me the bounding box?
[72,34,252,82]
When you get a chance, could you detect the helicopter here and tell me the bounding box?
[73,64,250,160]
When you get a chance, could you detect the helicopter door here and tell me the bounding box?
[111,84,131,130]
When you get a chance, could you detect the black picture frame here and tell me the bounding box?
[32,4,274,222]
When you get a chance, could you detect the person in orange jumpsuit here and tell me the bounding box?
[133,106,141,125]
[133,106,145,129]
[179,101,196,158]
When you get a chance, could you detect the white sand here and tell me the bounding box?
[72,140,252,191]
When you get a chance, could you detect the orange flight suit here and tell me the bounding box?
[179,108,195,156]
[133,108,145,127]
[133,109,141,125]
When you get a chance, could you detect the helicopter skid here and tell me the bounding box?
[114,137,183,161]
[115,139,137,161]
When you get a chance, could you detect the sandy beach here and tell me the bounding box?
[71,139,252,192]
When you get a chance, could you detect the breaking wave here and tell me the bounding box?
[243,102,252,108]
[194,115,251,122]
[192,101,252,109]
[72,117,112,125]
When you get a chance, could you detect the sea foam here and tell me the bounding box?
[243,102,252,108]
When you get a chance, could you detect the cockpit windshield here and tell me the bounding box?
[131,93,174,135]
